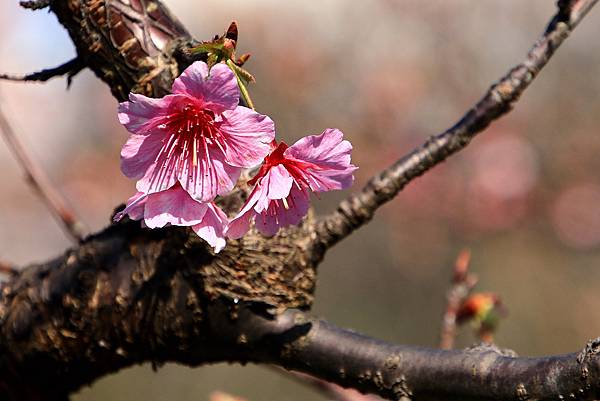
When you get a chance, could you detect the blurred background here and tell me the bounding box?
[1,1,600,400]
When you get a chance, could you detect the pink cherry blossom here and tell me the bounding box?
[115,184,228,253]
[226,128,356,238]
[118,61,275,202]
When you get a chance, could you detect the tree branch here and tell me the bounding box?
[3,238,600,401]
[0,102,85,242]
[0,212,322,400]
[314,0,599,250]
[222,308,600,401]
[0,58,84,86]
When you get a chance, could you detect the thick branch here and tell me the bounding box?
[314,0,599,249]
[0,213,321,400]
[3,238,600,401]
[220,308,600,401]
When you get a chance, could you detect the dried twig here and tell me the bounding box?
[0,58,83,86]
[0,103,85,243]
[439,249,477,350]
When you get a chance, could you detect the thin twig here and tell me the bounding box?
[0,102,85,243]
[439,249,477,350]
[0,58,83,86]
[314,0,599,249]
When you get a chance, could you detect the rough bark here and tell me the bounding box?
[0,0,599,400]
[216,308,600,401]
[0,217,319,401]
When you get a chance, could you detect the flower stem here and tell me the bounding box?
[226,59,256,110]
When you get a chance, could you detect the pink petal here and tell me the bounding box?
[192,203,228,253]
[254,211,279,237]
[134,136,242,201]
[286,128,349,165]
[172,62,239,114]
[255,187,311,237]
[120,133,165,180]
[226,185,263,239]
[135,158,179,196]
[225,209,254,239]
[173,60,209,88]
[114,191,147,222]
[143,185,208,228]
[227,165,295,239]
[285,128,357,192]
[246,173,272,212]
[262,165,293,202]
[305,165,357,192]
[280,187,311,226]
[218,106,275,167]
[227,182,311,239]
[177,148,241,202]
[118,93,184,135]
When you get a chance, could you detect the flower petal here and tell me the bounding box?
[225,209,254,239]
[120,133,165,180]
[192,203,228,253]
[172,62,239,114]
[143,185,208,228]
[135,158,179,196]
[226,185,263,239]
[219,106,275,167]
[173,60,209,89]
[280,187,311,227]
[255,187,310,237]
[114,191,147,222]
[246,174,271,213]
[118,93,185,135]
[234,165,294,222]
[263,164,293,201]
[285,128,357,191]
[177,148,241,202]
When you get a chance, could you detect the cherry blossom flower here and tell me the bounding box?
[118,61,275,202]
[115,184,228,252]
[226,128,356,238]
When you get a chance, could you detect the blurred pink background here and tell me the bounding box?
[1,1,600,400]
